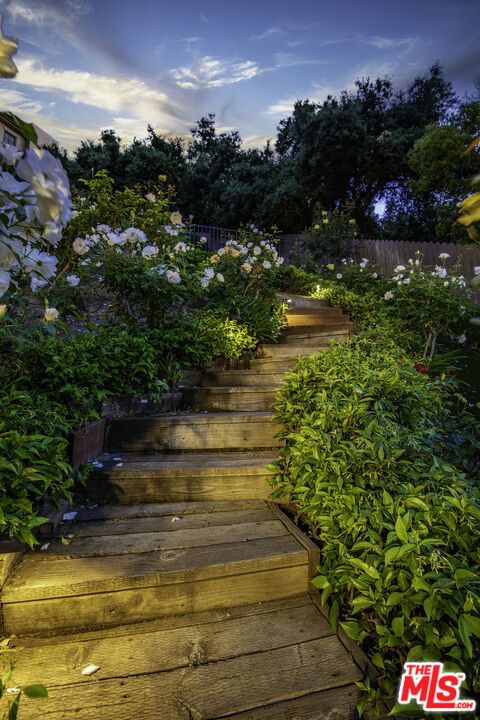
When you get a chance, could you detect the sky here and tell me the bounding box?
[0,0,479,152]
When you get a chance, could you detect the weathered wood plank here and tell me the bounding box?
[45,520,288,557]
[107,412,282,452]
[62,508,276,537]
[16,596,310,646]
[4,535,306,601]
[227,685,361,719]
[5,565,308,634]
[12,602,334,686]
[73,500,268,522]
[182,386,278,412]
[14,636,363,719]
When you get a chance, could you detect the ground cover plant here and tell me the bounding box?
[270,256,480,716]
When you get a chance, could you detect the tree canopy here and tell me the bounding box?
[56,64,480,241]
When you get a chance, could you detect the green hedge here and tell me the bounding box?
[271,294,480,714]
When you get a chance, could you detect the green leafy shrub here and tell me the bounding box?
[276,264,319,295]
[306,204,358,260]
[271,324,480,710]
[0,431,75,546]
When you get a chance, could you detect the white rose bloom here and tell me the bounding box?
[336,273,343,279]
[474,266,480,276]
[0,17,18,79]
[253,247,261,256]
[96,224,111,233]
[142,245,159,258]
[204,267,215,279]
[104,231,121,246]
[438,253,450,260]
[30,274,48,292]
[166,269,181,284]
[435,266,447,279]
[262,260,272,269]
[199,236,207,243]
[16,146,72,228]
[66,274,80,287]
[383,291,394,300]
[200,277,210,288]
[218,248,225,256]
[253,228,259,234]
[0,237,23,270]
[0,170,30,202]
[403,278,411,284]
[216,273,224,283]
[276,257,284,266]
[241,262,252,273]
[44,306,59,322]
[0,142,21,166]
[73,237,89,255]
[121,227,148,244]
[146,193,155,202]
[444,281,449,286]
[0,269,10,297]
[394,265,406,273]
[372,272,378,278]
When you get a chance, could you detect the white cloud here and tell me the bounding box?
[274,52,330,68]
[251,25,285,41]
[172,56,264,90]
[242,134,272,149]
[12,57,184,129]
[358,35,419,51]
[265,97,298,116]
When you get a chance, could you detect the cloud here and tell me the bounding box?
[171,56,264,90]
[265,83,338,116]
[12,57,184,124]
[242,134,272,148]
[357,35,419,51]
[273,52,330,68]
[250,25,285,41]
[265,96,298,116]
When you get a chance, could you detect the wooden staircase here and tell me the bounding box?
[1,295,375,719]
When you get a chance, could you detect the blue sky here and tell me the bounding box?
[0,0,479,151]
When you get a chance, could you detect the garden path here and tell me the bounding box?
[2,295,381,719]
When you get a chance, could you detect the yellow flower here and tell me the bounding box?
[210,255,218,264]
[0,304,7,319]
[170,211,182,225]
[349,219,356,225]
[323,219,329,224]
[158,174,167,182]
[327,263,335,271]
[314,224,320,229]
[322,211,328,217]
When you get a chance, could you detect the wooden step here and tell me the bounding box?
[278,292,332,308]
[281,328,351,346]
[8,596,364,719]
[106,412,282,452]
[283,322,353,336]
[257,344,328,358]
[3,506,308,634]
[86,453,277,503]
[200,369,286,387]
[286,311,349,327]
[182,385,278,412]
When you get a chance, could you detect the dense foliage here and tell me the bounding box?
[51,65,480,241]
[270,273,480,715]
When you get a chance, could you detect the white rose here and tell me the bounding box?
[30,274,48,292]
[438,253,450,260]
[394,265,406,273]
[383,291,394,300]
[0,269,10,297]
[73,237,89,255]
[0,142,21,166]
[142,245,158,258]
[166,270,181,284]
[66,274,80,287]
[336,273,343,279]
[146,193,155,203]
[241,262,252,273]
[216,273,224,283]
[253,247,261,256]
[204,267,215,279]
[44,306,59,322]
[262,260,272,269]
